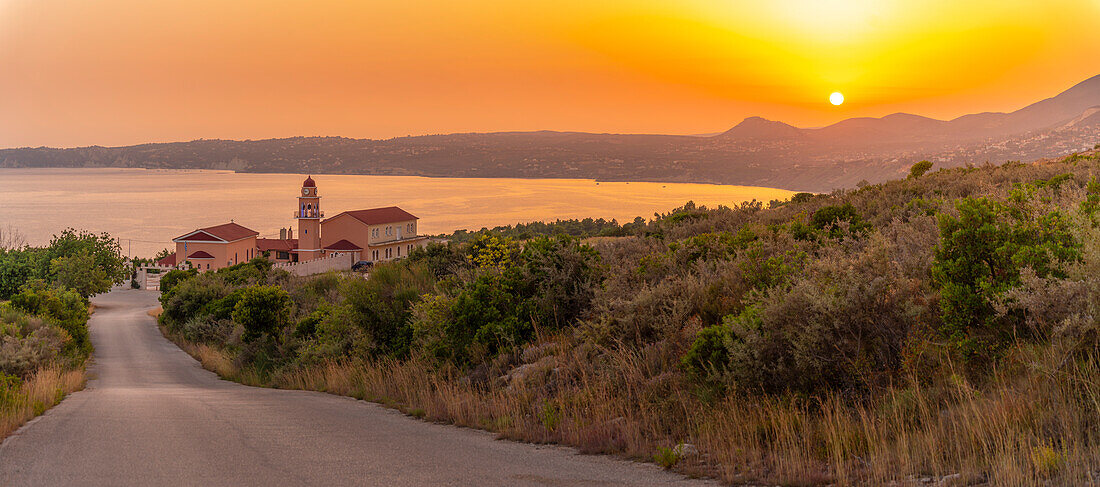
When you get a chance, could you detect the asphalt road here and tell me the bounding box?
[0,289,715,486]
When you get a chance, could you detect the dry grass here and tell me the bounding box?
[0,366,86,440]
[272,346,1100,485]
[159,325,240,380]
[147,306,162,319]
[161,322,1100,485]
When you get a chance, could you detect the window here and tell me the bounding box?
[235,252,238,262]
[276,251,289,260]
[397,246,401,257]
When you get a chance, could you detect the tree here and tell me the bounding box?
[51,249,112,299]
[908,160,933,179]
[232,285,291,342]
[0,248,47,300]
[45,229,126,287]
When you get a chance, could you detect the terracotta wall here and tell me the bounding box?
[320,214,373,250]
[176,237,258,271]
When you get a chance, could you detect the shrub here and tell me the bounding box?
[681,324,730,387]
[810,204,870,238]
[0,306,68,378]
[8,280,89,354]
[180,316,233,344]
[517,235,601,330]
[231,285,291,342]
[159,274,230,330]
[653,446,681,469]
[722,238,923,394]
[159,269,197,296]
[790,192,815,204]
[932,196,1079,365]
[908,160,933,179]
[336,263,434,358]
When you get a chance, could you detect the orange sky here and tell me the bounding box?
[2,0,1099,148]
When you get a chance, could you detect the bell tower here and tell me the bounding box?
[295,175,322,261]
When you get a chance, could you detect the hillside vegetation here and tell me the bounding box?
[158,150,1100,485]
[0,230,126,438]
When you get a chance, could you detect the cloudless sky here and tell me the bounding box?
[2,0,1099,147]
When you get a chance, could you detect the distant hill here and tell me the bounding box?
[2,74,1098,192]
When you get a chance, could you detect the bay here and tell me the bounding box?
[0,168,797,258]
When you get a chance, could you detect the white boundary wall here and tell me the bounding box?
[273,253,354,276]
[137,264,176,291]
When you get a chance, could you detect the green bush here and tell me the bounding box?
[790,192,815,204]
[682,324,731,385]
[9,280,90,355]
[159,269,197,295]
[159,274,231,331]
[908,160,933,179]
[232,285,291,342]
[810,203,870,238]
[932,196,1079,365]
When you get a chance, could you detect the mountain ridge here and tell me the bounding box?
[2,74,1098,192]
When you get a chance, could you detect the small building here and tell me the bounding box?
[164,176,428,273]
[172,222,260,271]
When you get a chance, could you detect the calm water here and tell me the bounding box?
[0,168,796,258]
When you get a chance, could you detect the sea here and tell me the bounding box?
[0,168,797,258]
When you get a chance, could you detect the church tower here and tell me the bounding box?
[295,176,322,261]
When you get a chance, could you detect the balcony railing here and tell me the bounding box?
[294,210,324,218]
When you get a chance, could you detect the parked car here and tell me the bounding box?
[351,260,373,272]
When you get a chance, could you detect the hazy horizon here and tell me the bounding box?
[3,1,1099,148]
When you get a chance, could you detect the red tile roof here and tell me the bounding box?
[257,238,298,252]
[324,239,362,250]
[175,222,258,242]
[156,253,176,266]
[187,251,215,259]
[328,206,417,225]
[177,231,221,242]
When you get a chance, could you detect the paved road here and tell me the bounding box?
[0,289,714,486]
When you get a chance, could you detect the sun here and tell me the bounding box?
[829,92,845,106]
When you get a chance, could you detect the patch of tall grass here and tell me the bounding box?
[0,366,85,440]
[167,329,1100,485]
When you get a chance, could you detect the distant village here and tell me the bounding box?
[155,176,427,276]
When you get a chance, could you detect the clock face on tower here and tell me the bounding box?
[302,188,309,196]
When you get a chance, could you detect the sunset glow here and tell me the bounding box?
[1,0,1098,147]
